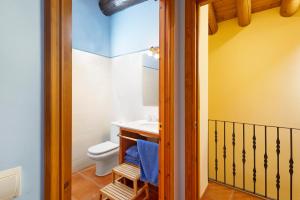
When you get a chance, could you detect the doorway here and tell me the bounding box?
[198,1,300,200]
[44,0,175,199]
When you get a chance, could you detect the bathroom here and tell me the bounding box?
[72,0,159,199]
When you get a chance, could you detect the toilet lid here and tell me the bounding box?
[88,141,119,155]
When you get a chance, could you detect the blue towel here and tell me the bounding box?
[137,140,159,186]
[125,155,140,166]
[125,145,139,159]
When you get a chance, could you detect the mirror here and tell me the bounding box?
[142,53,159,106]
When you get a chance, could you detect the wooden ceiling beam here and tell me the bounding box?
[208,3,218,35]
[236,0,252,26]
[280,0,300,17]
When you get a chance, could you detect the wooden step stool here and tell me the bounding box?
[100,163,149,200]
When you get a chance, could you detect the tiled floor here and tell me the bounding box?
[75,166,262,200]
[201,182,263,200]
[72,165,112,200]
[72,165,157,200]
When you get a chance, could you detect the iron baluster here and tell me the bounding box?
[289,129,294,200]
[242,123,246,190]
[253,125,256,194]
[223,122,226,184]
[264,126,268,197]
[215,121,218,181]
[276,127,280,200]
[207,120,300,200]
[232,122,236,187]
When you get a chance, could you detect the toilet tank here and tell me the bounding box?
[110,123,120,144]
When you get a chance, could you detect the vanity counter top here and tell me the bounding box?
[112,120,159,135]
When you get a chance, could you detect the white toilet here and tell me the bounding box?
[87,124,120,176]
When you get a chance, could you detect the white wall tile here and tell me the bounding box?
[72,49,158,172]
[72,49,112,172]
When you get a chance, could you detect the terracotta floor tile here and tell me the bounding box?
[72,164,158,200]
[201,183,264,200]
[72,173,101,200]
[80,165,112,188]
[73,166,263,200]
[201,183,233,200]
[232,191,263,200]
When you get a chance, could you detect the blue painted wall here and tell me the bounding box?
[73,0,159,57]
[0,1,43,200]
[110,0,159,57]
[0,2,158,199]
[73,0,111,57]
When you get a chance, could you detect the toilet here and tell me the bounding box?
[87,124,120,176]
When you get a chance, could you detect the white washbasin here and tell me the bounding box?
[113,120,159,134]
[138,121,158,128]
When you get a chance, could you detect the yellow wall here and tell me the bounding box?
[209,8,300,199]
[209,8,300,127]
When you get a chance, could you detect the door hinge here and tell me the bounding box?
[64,181,70,190]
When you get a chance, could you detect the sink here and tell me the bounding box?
[138,121,158,128]
[138,122,158,125]
[140,123,157,128]
[114,120,159,134]
[137,122,158,132]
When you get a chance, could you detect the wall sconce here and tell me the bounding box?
[147,47,160,59]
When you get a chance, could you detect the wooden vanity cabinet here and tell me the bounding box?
[118,127,160,200]
[119,127,159,163]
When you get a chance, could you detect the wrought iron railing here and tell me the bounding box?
[208,119,300,200]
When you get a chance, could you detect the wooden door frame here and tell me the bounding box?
[185,0,208,199]
[44,0,175,199]
[185,0,199,199]
[159,0,175,199]
[44,0,72,199]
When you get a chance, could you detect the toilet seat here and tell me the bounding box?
[88,141,119,155]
